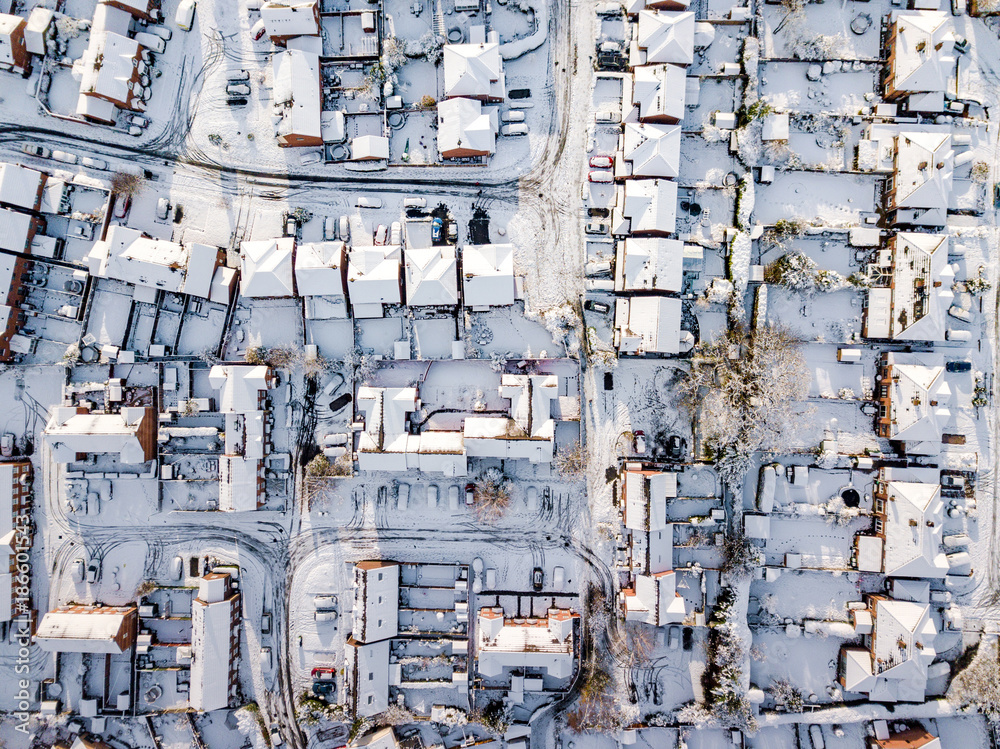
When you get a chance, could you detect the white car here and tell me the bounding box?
[501,123,527,136]
[389,221,402,245]
[51,150,78,164]
[176,0,197,30]
[81,156,109,170]
[299,150,322,166]
[134,32,166,54]
[356,196,383,208]
[129,114,149,128]
[156,197,171,220]
[71,559,85,584]
[148,25,172,41]
[403,197,426,208]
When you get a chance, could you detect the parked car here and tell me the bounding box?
[552,566,565,588]
[448,222,457,241]
[431,217,444,242]
[356,196,383,208]
[329,392,352,414]
[148,24,172,41]
[585,221,609,235]
[390,221,402,245]
[52,150,78,165]
[175,0,197,31]
[808,725,825,749]
[285,216,297,237]
[113,195,131,219]
[269,724,283,746]
[0,433,13,458]
[312,667,337,680]
[251,19,267,40]
[86,560,100,584]
[339,215,350,241]
[501,123,528,136]
[588,207,610,218]
[299,150,322,166]
[595,109,621,123]
[156,197,171,220]
[946,360,972,373]
[668,626,680,649]
[465,483,475,505]
[501,110,525,123]
[71,223,94,240]
[948,305,972,322]
[585,260,611,276]
[634,430,646,453]
[21,144,50,158]
[71,559,86,584]
[314,595,337,609]
[129,114,149,128]
[81,156,109,170]
[227,83,250,96]
[128,126,144,137]
[134,32,166,54]
[323,216,337,240]
[531,567,544,591]
[312,680,335,697]
[260,646,272,671]
[228,71,250,84]
[589,170,614,183]
[404,197,426,208]
[374,224,388,245]
[584,299,611,314]
[590,155,614,168]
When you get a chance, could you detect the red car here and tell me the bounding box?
[312,667,336,680]
[589,155,614,169]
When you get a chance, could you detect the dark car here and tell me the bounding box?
[329,392,352,413]
[312,681,335,697]
[946,360,972,373]
[431,217,444,242]
[531,567,543,591]
[588,207,610,218]
[584,299,611,314]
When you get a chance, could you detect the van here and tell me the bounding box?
[339,216,350,241]
[134,32,166,54]
[175,0,196,31]
[324,216,337,240]
[501,123,528,136]
[595,109,621,124]
[946,328,972,341]
[403,197,426,208]
[356,196,383,208]
[501,110,525,123]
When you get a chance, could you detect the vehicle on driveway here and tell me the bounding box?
[590,155,614,168]
[532,567,544,591]
[584,299,610,314]
[946,360,972,373]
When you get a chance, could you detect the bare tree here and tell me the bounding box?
[472,467,511,522]
[110,170,145,198]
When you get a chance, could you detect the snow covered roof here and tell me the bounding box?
[87,225,224,300]
[219,453,263,512]
[351,728,400,749]
[352,561,399,643]
[346,639,390,717]
[191,574,238,711]
[883,351,951,443]
[615,237,682,293]
[615,296,681,355]
[623,571,685,626]
[437,97,497,157]
[405,246,458,306]
[209,365,275,413]
[0,208,32,253]
[44,405,155,464]
[888,12,957,96]
[352,135,390,161]
[0,13,24,67]
[477,608,577,680]
[622,122,680,178]
[867,597,937,702]
[635,10,695,66]
[0,163,43,211]
[462,243,515,307]
[619,179,677,235]
[35,605,136,654]
[78,31,140,108]
[631,64,686,122]
[443,43,505,100]
[295,241,346,297]
[261,0,320,38]
[883,481,948,578]
[892,131,953,215]
[885,233,952,341]
[272,49,322,144]
[347,246,402,308]
[623,470,675,531]
[762,113,790,141]
[240,237,296,297]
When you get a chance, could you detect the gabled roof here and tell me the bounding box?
[347,246,401,305]
[883,481,948,578]
[889,12,957,95]
[615,237,683,292]
[209,365,274,413]
[631,64,686,121]
[636,10,694,65]
[622,122,680,178]
[870,598,937,701]
[462,244,515,307]
[620,179,677,234]
[615,296,681,354]
[0,208,31,253]
[0,163,44,211]
[295,241,345,297]
[893,131,953,211]
[240,238,296,297]
[623,571,685,626]
[273,49,322,141]
[889,232,953,341]
[404,246,459,306]
[437,97,497,156]
[885,352,951,443]
[261,0,320,37]
[443,43,504,99]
